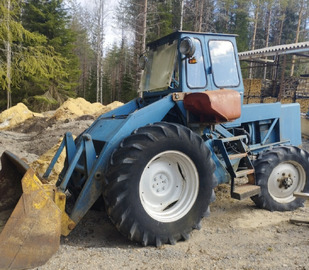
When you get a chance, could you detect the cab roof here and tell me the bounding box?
[147,31,238,49]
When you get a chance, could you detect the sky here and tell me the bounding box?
[77,0,121,48]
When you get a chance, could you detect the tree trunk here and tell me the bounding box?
[249,0,259,79]
[96,6,101,103]
[6,0,12,109]
[263,3,272,79]
[138,0,147,97]
[180,0,184,31]
[141,0,147,54]
[277,13,285,45]
[6,41,12,109]
[96,0,104,103]
[199,0,204,32]
[290,0,304,76]
[251,0,259,51]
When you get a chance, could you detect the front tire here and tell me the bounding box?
[251,146,309,211]
[103,122,217,246]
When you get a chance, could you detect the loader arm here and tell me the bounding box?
[0,96,175,269]
[45,94,176,232]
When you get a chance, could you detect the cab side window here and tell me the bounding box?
[186,38,207,89]
[209,40,240,88]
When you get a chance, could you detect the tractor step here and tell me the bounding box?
[220,135,247,143]
[235,169,254,178]
[215,136,256,200]
[231,184,261,200]
[229,153,247,160]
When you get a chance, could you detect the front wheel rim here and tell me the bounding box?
[139,150,199,223]
[268,161,306,203]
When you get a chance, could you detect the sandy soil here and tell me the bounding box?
[0,117,309,270]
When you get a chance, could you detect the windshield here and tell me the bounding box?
[139,41,178,92]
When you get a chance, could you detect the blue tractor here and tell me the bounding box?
[1,31,309,269]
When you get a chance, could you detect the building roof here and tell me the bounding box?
[239,41,309,60]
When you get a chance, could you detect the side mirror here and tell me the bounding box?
[179,37,196,58]
[139,54,148,70]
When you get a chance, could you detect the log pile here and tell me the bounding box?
[296,98,309,113]
[261,79,275,97]
[247,97,261,104]
[243,79,275,99]
[249,79,262,96]
[280,97,294,104]
[243,79,250,96]
[296,78,309,98]
[283,77,299,97]
[242,78,309,113]
[263,97,277,103]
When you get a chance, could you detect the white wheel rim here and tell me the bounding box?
[139,150,199,223]
[268,161,306,203]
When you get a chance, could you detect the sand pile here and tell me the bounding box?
[1,98,124,178]
[0,98,124,129]
[0,103,43,130]
[94,101,124,117]
[28,98,123,182]
[53,98,123,120]
[53,98,105,120]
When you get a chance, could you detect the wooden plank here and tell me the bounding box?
[294,192,309,200]
[290,192,309,225]
[301,117,309,138]
[290,218,309,225]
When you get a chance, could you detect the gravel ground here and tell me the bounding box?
[0,117,309,270]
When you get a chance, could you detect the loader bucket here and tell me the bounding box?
[0,151,62,270]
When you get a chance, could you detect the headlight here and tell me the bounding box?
[179,37,196,57]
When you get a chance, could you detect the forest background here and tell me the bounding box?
[0,0,308,111]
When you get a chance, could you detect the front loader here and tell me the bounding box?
[1,31,309,269]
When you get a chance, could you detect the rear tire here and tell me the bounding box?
[251,146,309,211]
[103,122,217,246]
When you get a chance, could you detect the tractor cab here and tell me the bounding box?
[139,31,243,125]
[139,31,244,98]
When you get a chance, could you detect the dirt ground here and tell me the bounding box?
[0,116,309,270]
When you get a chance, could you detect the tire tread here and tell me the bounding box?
[104,122,217,246]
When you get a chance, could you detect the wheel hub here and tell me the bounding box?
[277,173,294,189]
[152,173,169,194]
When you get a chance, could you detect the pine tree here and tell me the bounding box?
[21,0,80,101]
[231,0,250,52]
[68,2,95,99]
[0,0,65,109]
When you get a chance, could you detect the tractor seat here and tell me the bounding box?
[183,89,241,123]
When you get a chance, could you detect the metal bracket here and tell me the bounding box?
[172,92,187,101]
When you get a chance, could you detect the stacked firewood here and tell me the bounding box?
[296,78,309,98]
[242,78,309,113]
[243,79,275,100]
[296,98,309,113]
[263,97,277,103]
